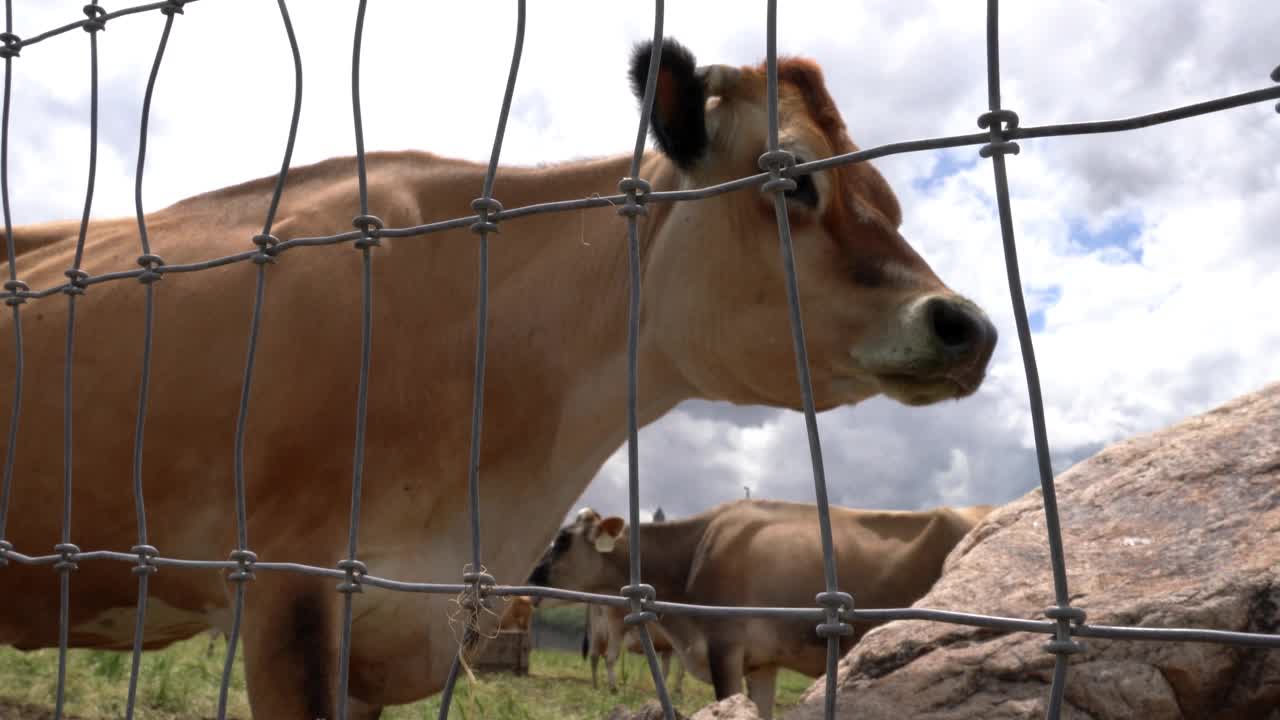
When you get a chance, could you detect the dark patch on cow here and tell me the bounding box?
[707,640,738,700]
[850,258,887,289]
[786,171,819,208]
[629,38,708,170]
[290,593,332,719]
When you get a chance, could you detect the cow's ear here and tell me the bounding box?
[594,516,626,553]
[629,38,707,170]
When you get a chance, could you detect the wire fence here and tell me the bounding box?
[0,1,1277,719]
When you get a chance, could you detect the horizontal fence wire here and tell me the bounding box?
[0,2,1277,720]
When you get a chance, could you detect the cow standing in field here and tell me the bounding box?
[583,602,685,694]
[499,596,536,633]
[0,36,996,720]
[529,501,996,719]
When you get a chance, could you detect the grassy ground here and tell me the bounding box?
[0,634,813,719]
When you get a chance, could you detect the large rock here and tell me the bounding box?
[788,381,1280,719]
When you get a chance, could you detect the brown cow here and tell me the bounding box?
[499,595,535,633]
[583,602,685,694]
[529,501,996,719]
[0,38,995,719]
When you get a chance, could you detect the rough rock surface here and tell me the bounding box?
[688,694,761,719]
[787,381,1280,719]
[605,694,762,720]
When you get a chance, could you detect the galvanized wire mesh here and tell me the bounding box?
[0,2,1277,720]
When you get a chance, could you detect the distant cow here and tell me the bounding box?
[583,603,685,694]
[530,499,994,719]
[499,595,536,633]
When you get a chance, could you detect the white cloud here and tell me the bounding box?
[7,2,1279,529]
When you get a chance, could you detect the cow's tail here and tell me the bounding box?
[581,603,592,659]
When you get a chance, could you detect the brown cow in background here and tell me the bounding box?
[498,595,536,633]
[583,602,686,694]
[530,500,995,719]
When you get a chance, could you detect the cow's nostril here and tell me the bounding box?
[927,297,981,353]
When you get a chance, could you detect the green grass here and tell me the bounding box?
[0,635,813,719]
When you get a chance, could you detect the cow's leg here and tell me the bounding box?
[660,650,671,682]
[604,640,620,692]
[241,575,340,720]
[671,655,685,696]
[745,665,778,720]
[707,640,745,700]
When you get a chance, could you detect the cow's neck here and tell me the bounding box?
[607,516,710,601]
[390,150,701,570]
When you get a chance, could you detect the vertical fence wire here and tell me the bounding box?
[121,3,184,718]
[215,0,302,717]
[51,3,104,718]
[617,2,676,719]
[979,2,1083,718]
[435,1,526,717]
[759,1,852,717]
[336,1,379,717]
[0,0,19,596]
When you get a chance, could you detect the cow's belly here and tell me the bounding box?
[3,597,226,652]
[344,542,513,706]
[67,600,229,650]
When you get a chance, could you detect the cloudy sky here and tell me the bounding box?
[7,2,1278,525]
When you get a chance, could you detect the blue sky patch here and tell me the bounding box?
[1067,215,1144,263]
[1027,284,1063,333]
[913,149,981,193]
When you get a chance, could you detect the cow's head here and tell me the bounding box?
[527,508,628,594]
[635,39,997,409]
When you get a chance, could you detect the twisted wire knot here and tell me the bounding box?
[53,543,81,573]
[160,0,187,16]
[621,583,657,626]
[227,549,257,582]
[136,254,165,284]
[1271,66,1279,112]
[352,214,382,249]
[130,544,158,576]
[461,569,497,613]
[815,591,854,638]
[977,109,1021,158]
[0,33,20,59]
[1042,605,1086,656]
[3,279,29,306]
[336,558,368,594]
[616,177,651,218]
[470,197,504,235]
[0,539,12,566]
[251,234,279,265]
[1044,605,1086,624]
[82,5,107,33]
[758,150,798,194]
[63,269,90,296]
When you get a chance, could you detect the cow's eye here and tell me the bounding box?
[785,169,819,208]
